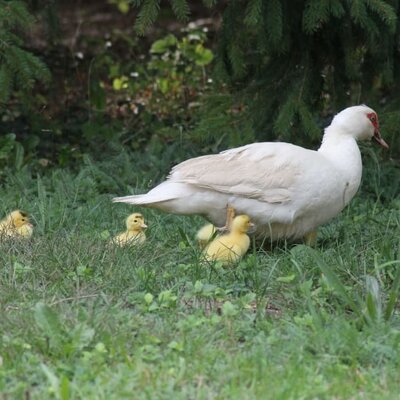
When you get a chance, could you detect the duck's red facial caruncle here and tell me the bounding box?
[367,112,389,149]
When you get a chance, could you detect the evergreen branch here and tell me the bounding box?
[350,0,370,28]
[6,46,35,90]
[135,0,161,35]
[129,0,144,6]
[274,94,297,136]
[0,3,14,23]
[228,42,246,79]
[366,0,397,32]
[0,64,13,104]
[328,0,345,18]
[265,0,283,48]
[8,0,35,28]
[23,50,51,83]
[0,31,23,48]
[202,0,218,7]
[0,0,35,29]
[1,45,50,94]
[350,0,380,37]
[298,101,319,139]
[302,0,331,34]
[342,41,363,80]
[170,0,190,22]
[244,0,263,27]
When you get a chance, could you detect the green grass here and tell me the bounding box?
[0,153,399,399]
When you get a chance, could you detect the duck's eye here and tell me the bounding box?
[370,116,376,123]
[134,220,137,223]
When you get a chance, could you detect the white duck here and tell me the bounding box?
[113,105,388,240]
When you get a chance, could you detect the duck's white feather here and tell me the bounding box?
[113,105,387,240]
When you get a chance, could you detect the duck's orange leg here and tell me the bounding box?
[304,230,317,246]
[216,204,236,232]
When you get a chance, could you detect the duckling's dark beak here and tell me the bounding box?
[248,222,256,233]
[373,130,389,149]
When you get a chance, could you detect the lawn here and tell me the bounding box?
[0,151,399,399]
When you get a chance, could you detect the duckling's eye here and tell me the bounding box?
[134,220,138,223]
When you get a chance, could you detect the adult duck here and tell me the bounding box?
[114,105,388,240]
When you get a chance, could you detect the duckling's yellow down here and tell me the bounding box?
[196,223,216,248]
[0,210,33,239]
[204,215,253,264]
[112,213,147,247]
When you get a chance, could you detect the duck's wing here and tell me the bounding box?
[170,142,311,204]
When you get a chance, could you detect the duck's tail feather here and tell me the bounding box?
[113,194,145,204]
[112,193,176,205]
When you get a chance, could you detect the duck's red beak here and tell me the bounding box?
[373,130,389,149]
[367,112,389,149]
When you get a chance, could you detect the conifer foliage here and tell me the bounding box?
[0,0,50,106]
[131,0,400,147]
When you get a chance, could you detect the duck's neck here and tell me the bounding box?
[318,126,363,203]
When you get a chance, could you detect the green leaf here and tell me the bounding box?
[100,230,111,240]
[112,76,129,90]
[34,302,65,347]
[0,133,16,160]
[144,293,154,305]
[70,323,95,351]
[14,142,24,171]
[194,44,214,66]
[277,274,296,283]
[222,301,238,317]
[168,340,184,351]
[150,34,177,53]
[157,78,170,94]
[89,79,106,110]
[60,375,70,400]
[194,280,204,293]
[41,364,60,394]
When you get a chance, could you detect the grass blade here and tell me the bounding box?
[384,262,400,321]
[365,275,381,323]
[310,249,364,319]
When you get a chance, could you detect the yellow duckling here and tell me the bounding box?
[196,223,216,248]
[204,214,254,264]
[196,205,235,248]
[111,213,147,247]
[0,210,33,239]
